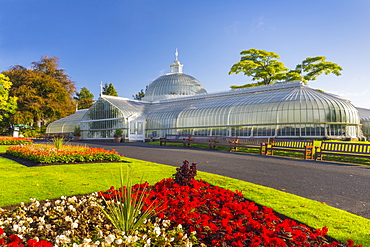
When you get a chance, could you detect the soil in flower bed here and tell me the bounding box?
[0,153,128,167]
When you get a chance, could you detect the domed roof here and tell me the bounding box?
[144,72,207,102]
[143,51,207,102]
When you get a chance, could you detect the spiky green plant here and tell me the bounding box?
[99,168,160,235]
[52,137,65,150]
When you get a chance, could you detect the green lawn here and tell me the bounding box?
[1,145,370,245]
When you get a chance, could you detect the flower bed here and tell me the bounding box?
[6,144,123,164]
[0,137,33,145]
[0,194,198,246]
[99,179,360,247]
[0,161,362,246]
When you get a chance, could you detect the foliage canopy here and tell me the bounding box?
[2,56,76,127]
[229,49,343,88]
[102,83,118,96]
[0,74,17,124]
[75,87,94,109]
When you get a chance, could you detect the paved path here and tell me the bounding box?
[79,141,370,219]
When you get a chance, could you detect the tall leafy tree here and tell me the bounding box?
[75,87,94,109]
[229,49,342,88]
[0,74,17,127]
[102,83,118,96]
[229,49,288,87]
[285,56,343,83]
[3,56,76,127]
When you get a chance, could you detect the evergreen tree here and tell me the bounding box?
[102,83,118,96]
[75,87,94,109]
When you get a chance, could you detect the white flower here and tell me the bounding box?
[56,234,71,245]
[71,222,79,228]
[83,239,92,244]
[45,224,52,230]
[115,238,123,245]
[154,226,161,236]
[12,224,20,232]
[162,219,171,227]
[105,234,115,244]
[68,205,76,211]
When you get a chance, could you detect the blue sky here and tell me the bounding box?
[1,0,370,108]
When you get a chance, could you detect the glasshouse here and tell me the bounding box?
[46,56,368,141]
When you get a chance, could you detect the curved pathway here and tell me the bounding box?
[79,141,370,219]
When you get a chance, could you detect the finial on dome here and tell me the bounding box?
[170,49,183,73]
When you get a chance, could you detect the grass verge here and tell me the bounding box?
[0,145,369,245]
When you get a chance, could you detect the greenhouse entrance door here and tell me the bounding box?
[128,121,145,141]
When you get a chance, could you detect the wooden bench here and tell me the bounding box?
[266,139,314,159]
[184,136,218,148]
[159,134,191,146]
[210,136,239,152]
[315,141,370,161]
[234,138,271,155]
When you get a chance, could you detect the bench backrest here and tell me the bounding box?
[165,134,191,140]
[321,141,370,153]
[237,137,271,145]
[189,136,218,141]
[272,139,313,148]
[214,136,238,143]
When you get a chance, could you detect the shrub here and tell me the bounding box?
[173,160,197,186]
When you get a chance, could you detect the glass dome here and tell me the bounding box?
[143,73,207,102]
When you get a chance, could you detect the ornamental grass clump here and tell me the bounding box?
[52,137,65,150]
[173,160,197,186]
[98,168,160,236]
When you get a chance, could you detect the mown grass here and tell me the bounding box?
[0,145,370,245]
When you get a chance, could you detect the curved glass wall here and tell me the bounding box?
[145,82,361,139]
[47,82,363,140]
[357,107,370,140]
[80,96,146,139]
[46,109,88,134]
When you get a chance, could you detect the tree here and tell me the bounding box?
[229,49,342,88]
[229,49,289,87]
[132,85,148,100]
[285,56,343,83]
[102,83,118,96]
[75,87,94,109]
[3,56,76,127]
[0,74,17,126]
